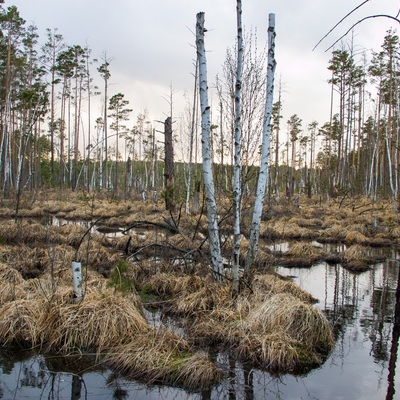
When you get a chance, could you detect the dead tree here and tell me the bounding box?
[164,116,175,211]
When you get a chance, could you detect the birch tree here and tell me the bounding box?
[245,13,276,274]
[232,0,244,295]
[196,12,224,281]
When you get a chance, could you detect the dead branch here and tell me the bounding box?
[325,15,400,52]
[313,0,371,51]
[122,220,179,234]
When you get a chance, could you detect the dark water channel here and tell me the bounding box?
[1,241,400,399]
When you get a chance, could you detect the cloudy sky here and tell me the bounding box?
[5,0,400,141]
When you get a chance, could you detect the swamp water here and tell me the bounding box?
[1,243,400,399]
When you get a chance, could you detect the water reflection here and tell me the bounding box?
[1,245,400,399]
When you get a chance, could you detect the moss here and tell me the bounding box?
[108,260,134,293]
[139,283,158,303]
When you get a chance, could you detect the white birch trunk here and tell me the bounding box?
[232,0,244,295]
[245,13,276,273]
[185,58,198,214]
[196,12,224,280]
[385,124,395,198]
[72,261,83,302]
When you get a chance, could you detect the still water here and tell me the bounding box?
[1,244,399,399]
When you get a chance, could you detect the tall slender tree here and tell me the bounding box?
[232,0,244,295]
[196,11,224,281]
[108,92,132,195]
[245,13,276,274]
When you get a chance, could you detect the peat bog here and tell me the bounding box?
[0,191,399,395]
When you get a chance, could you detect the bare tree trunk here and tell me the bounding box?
[196,12,223,281]
[245,13,276,274]
[232,0,244,296]
[186,58,199,214]
[164,116,175,211]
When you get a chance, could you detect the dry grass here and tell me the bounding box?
[0,299,45,346]
[146,273,205,296]
[343,244,368,262]
[171,283,233,316]
[105,329,223,390]
[345,231,369,245]
[252,274,317,303]
[291,217,323,228]
[0,220,57,244]
[0,282,26,303]
[286,242,321,258]
[319,225,349,241]
[174,352,224,390]
[0,263,24,285]
[43,290,147,353]
[247,293,333,351]
[158,273,333,372]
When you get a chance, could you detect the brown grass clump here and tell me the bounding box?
[0,263,24,285]
[174,352,224,390]
[105,330,190,382]
[286,242,321,258]
[171,282,233,316]
[386,225,400,239]
[44,290,148,353]
[345,230,369,245]
[291,217,323,229]
[0,283,26,303]
[236,330,300,371]
[319,225,349,242]
[343,244,368,262]
[342,244,372,271]
[0,299,45,346]
[0,220,54,244]
[146,273,204,297]
[321,217,341,229]
[161,273,333,372]
[252,274,317,303]
[106,330,223,390]
[247,293,333,352]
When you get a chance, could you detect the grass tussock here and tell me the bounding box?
[342,244,371,271]
[0,299,45,347]
[345,230,369,245]
[106,330,223,390]
[0,263,24,285]
[247,293,333,351]
[252,274,317,303]
[159,273,333,372]
[286,242,321,258]
[343,244,368,262]
[171,283,233,316]
[44,290,147,353]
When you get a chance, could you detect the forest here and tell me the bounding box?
[0,2,400,396]
[0,3,399,207]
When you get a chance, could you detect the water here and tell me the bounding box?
[1,244,400,399]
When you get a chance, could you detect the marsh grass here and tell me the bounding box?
[286,242,321,258]
[345,230,369,245]
[43,290,147,353]
[105,330,223,390]
[0,299,45,347]
[151,273,333,372]
[2,192,374,380]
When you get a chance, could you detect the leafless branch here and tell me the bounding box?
[325,14,400,52]
[313,0,371,51]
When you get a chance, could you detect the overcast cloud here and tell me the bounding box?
[5,0,400,141]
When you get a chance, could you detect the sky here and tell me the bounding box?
[4,0,400,152]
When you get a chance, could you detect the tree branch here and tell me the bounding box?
[325,15,400,52]
[313,0,371,51]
